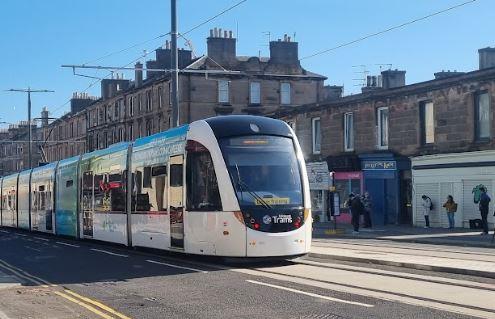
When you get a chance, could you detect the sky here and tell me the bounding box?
[0,0,493,125]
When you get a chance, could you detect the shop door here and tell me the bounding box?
[169,155,184,249]
[399,173,413,225]
[366,179,385,226]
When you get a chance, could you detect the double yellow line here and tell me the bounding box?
[0,259,131,319]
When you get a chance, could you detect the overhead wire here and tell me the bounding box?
[48,0,249,117]
[301,0,478,60]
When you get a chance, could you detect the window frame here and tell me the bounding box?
[249,81,261,105]
[312,117,321,155]
[377,107,389,150]
[475,91,491,141]
[280,82,291,105]
[344,112,354,152]
[419,101,435,145]
[218,80,230,104]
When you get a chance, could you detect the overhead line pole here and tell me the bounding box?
[5,88,54,169]
[171,0,179,128]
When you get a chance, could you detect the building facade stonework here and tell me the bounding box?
[276,48,495,230]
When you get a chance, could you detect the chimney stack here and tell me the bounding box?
[207,28,237,65]
[381,69,406,89]
[479,47,495,70]
[269,33,299,65]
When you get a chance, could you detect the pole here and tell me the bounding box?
[170,0,179,128]
[28,88,32,169]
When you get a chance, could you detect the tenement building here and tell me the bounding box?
[43,29,329,162]
[275,47,495,230]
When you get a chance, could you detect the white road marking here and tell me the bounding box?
[16,234,27,237]
[146,259,208,273]
[56,241,80,248]
[90,249,128,258]
[33,237,50,242]
[24,246,42,252]
[246,279,374,308]
[0,230,9,234]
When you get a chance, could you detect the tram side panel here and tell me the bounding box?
[30,163,57,234]
[130,128,189,250]
[1,174,19,228]
[185,121,247,257]
[79,144,129,245]
[17,170,31,230]
[55,157,80,238]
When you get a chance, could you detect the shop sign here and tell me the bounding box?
[306,162,329,190]
[362,160,396,170]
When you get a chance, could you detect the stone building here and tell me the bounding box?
[0,121,41,176]
[276,47,495,230]
[44,29,328,161]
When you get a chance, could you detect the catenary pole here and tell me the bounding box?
[171,0,179,127]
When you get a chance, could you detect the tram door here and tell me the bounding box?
[169,155,184,249]
[81,171,94,238]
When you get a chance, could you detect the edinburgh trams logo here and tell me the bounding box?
[262,215,272,224]
[272,214,293,224]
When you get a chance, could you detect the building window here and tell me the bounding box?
[344,112,354,151]
[130,97,135,116]
[128,125,133,141]
[158,87,163,109]
[250,82,261,104]
[146,120,152,136]
[281,82,291,105]
[218,80,229,103]
[168,82,172,105]
[312,117,321,154]
[420,101,434,144]
[114,101,120,119]
[377,107,389,149]
[138,94,142,112]
[475,91,490,140]
[147,90,152,111]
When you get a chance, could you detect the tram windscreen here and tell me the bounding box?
[220,135,305,232]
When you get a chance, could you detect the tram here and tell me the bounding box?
[0,115,311,257]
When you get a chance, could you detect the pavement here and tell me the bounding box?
[313,222,495,248]
[1,227,494,319]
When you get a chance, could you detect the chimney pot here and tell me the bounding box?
[224,30,228,38]
[284,34,288,41]
[214,27,218,37]
[210,29,214,37]
[219,28,223,37]
[229,30,233,38]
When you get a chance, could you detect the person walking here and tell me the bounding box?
[421,195,432,228]
[442,195,457,229]
[349,193,364,234]
[479,187,491,235]
[362,192,373,228]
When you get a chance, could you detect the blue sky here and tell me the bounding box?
[0,0,492,125]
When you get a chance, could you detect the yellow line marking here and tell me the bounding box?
[0,259,132,319]
[64,290,132,319]
[54,291,116,319]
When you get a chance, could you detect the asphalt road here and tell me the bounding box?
[0,227,492,319]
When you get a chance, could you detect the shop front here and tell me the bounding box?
[412,150,495,229]
[332,171,363,223]
[360,153,411,226]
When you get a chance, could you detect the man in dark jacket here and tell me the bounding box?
[479,187,491,235]
[349,193,364,234]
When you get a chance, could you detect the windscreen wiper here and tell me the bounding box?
[233,164,272,209]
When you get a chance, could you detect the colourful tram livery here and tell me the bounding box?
[0,116,311,258]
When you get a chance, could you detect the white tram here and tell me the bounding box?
[0,116,311,257]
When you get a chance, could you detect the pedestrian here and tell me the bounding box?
[479,187,491,235]
[442,195,457,229]
[421,195,432,228]
[362,192,372,228]
[349,193,364,234]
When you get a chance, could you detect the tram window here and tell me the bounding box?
[186,150,221,211]
[170,164,183,187]
[143,167,152,188]
[66,180,74,188]
[132,166,167,212]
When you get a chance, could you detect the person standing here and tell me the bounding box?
[349,193,364,234]
[362,192,373,228]
[442,195,457,229]
[421,195,432,228]
[479,187,491,235]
